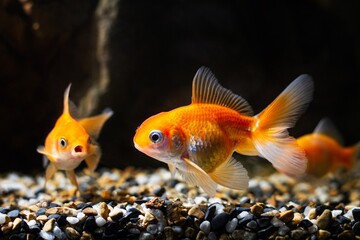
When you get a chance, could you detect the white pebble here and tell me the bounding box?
[0,213,7,224]
[53,226,66,239]
[237,211,249,219]
[332,210,343,218]
[303,206,313,218]
[27,219,37,227]
[95,217,107,227]
[344,207,360,221]
[271,217,285,227]
[77,212,86,221]
[66,216,79,225]
[195,196,208,205]
[39,230,55,240]
[226,218,238,233]
[175,183,187,193]
[199,220,211,234]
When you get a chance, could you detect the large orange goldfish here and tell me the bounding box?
[37,84,113,190]
[297,118,359,178]
[134,67,314,196]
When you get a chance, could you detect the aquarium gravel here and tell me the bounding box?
[0,167,359,240]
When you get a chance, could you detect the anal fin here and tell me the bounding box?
[208,156,249,190]
[177,157,218,196]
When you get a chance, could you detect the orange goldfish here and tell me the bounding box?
[296,118,359,178]
[134,67,314,196]
[37,84,113,190]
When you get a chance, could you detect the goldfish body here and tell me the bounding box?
[37,84,113,190]
[134,67,313,196]
[297,118,359,178]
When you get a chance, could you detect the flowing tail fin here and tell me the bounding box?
[341,141,360,170]
[252,75,314,176]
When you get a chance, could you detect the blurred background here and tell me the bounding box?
[1,0,359,173]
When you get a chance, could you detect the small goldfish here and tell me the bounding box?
[134,67,314,196]
[37,84,113,190]
[296,118,359,178]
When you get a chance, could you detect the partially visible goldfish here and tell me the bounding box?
[134,67,314,196]
[297,118,359,178]
[37,84,113,191]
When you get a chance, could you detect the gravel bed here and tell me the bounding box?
[0,167,359,240]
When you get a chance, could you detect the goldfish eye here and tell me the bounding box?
[59,138,67,148]
[149,130,163,144]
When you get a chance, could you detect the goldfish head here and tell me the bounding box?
[42,114,91,169]
[133,112,186,164]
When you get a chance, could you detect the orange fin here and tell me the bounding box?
[37,146,57,162]
[78,108,113,139]
[177,157,218,196]
[253,74,314,176]
[192,66,254,116]
[85,145,101,173]
[168,163,176,178]
[208,156,249,190]
[63,83,72,115]
[66,170,79,190]
[44,163,57,189]
[314,118,344,145]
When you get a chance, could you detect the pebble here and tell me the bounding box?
[199,220,211,234]
[146,224,158,235]
[83,207,98,216]
[66,216,79,225]
[7,210,19,219]
[95,216,107,227]
[188,206,205,219]
[225,218,238,233]
[39,230,55,240]
[278,210,294,223]
[317,209,332,230]
[0,213,9,224]
[43,218,56,232]
[65,227,80,239]
[211,212,230,231]
[317,229,331,240]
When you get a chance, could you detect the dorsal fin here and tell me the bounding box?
[191,66,254,116]
[314,118,344,145]
[63,83,72,114]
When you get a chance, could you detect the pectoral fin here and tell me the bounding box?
[208,156,249,190]
[78,108,113,139]
[44,163,57,189]
[168,163,176,178]
[66,170,79,190]
[85,144,101,173]
[177,157,218,196]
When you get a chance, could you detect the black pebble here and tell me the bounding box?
[153,187,166,197]
[83,216,97,232]
[299,219,313,228]
[238,214,254,227]
[257,225,276,239]
[119,208,141,223]
[352,208,360,222]
[9,233,26,240]
[257,217,271,229]
[335,215,351,224]
[353,222,360,236]
[77,203,92,210]
[204,205,217,221]
[20,220,29,232]
[167,179,179,188]
[35,208,46,216]
[211,212,230,231]
[49,203,60,208]
[315,205,327,215]
[48,214,61,220]
[7,210,19,219]
[0,208,9,214]
[104,221,119,235]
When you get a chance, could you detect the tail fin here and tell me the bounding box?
[252,75,314,176]
[341,141,360,170]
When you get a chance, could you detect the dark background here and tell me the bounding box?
[1,0,359,173]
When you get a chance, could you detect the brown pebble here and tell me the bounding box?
[60,207,77,216]
[143,212,155,224]
[36,215,48,222]
[43,218,56,232]
[250,203,264,216]
[28,212,37,221]
[307,208,317,220]
[109,207,124,221]
[219,233,230,240]
[317,229,331,240]
[145,197,165,209]
[185,227,195,238]
[293,212,304,224]
[12,218,22,230]
[66,227,81,240]
[317,209,332,230]
[28,205,40,212]
[80,231,93,240]
[278,210,294,223]
[1,222,13,234]
[196,230,207,240]
[188,206,205,219]
[45,207,58,215]
[83,207,98,216]
[99,202,110,219]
